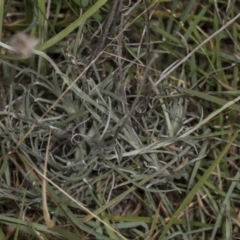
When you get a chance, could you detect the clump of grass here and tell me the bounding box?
[0,1,240,239]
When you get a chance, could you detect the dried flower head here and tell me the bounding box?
[9,32,39,58]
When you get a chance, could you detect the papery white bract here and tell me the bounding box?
[9,32,39,58]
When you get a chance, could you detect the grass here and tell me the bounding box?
[0,0,240,239]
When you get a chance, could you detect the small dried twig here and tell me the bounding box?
[86,0,123,77]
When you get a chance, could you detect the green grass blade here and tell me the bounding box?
[37,0,107,51]
[159,130,239,239]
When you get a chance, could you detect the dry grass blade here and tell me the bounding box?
[42,131,54,229]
